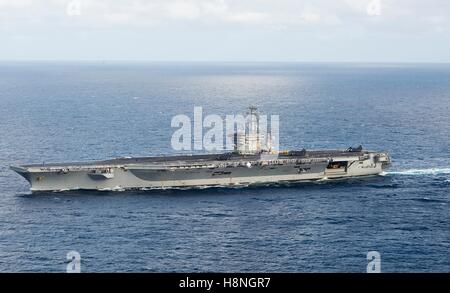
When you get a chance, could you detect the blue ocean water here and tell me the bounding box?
[0,62,448,272]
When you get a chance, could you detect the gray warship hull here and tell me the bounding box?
[11,149,390,192]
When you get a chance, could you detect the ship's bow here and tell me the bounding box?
[10,166,32,184]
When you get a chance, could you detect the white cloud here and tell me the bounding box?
[226,11,269,24]
[1,0,450,61]
[0,0,449,31]
[166,1,202,20]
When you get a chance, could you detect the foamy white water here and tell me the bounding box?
[387,168,450,176]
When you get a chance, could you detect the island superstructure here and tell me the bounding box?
[11,107,391,192]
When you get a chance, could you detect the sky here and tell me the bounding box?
[1,0,450,62]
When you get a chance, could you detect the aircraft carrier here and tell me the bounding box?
[11,108,391,192]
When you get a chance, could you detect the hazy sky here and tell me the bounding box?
[1,0,450,62]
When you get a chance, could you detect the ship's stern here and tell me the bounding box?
[375,152,391,169]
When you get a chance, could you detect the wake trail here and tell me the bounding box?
[385,168,450,176]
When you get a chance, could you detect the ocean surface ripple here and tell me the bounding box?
[0,62,448,272]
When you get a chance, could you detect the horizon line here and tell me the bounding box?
[1,60,450,65]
